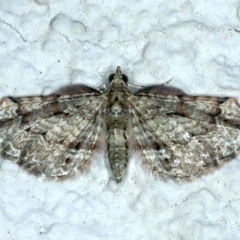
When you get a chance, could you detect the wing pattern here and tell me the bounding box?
[128,93,240,180]
[0,90,107,179]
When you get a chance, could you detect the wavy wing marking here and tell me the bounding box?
[128,87,240,180]
[0,90,107,179]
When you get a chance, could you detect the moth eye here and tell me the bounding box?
[108,74,115,82]
[108,74,128,83]
[122,74,128,84]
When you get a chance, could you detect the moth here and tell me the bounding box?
[0,66,240,183]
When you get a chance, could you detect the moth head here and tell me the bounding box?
[108,66,128,84]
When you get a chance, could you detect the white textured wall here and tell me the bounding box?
[0,0,240,239]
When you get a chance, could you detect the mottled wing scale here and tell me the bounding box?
[0,66,240,183]
[0,88,107,179]
[128,90,240,179]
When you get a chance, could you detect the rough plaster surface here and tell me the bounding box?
[0,0,240,239]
